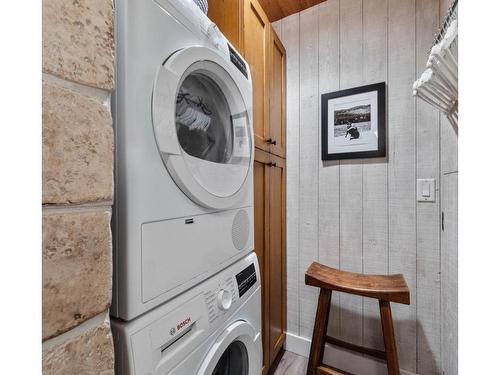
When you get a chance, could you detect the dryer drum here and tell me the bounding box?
[176,88,212,131]
[175,73,233,164]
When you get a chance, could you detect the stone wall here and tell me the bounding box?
[42,0,115,373]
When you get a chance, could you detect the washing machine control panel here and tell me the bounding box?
[217,290,232,311]
[111,253,260,375]
[235,263,257,297]
[204,275,237,323]
[203,257,258,325]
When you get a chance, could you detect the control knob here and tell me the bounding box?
[217,289,232,311]
[207,23,224,51]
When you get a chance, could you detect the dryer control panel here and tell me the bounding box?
[228,44,249,79]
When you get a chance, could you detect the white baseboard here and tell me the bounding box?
[285,332,417,375]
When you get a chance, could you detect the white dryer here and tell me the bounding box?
[112,253,262,375]
[112,0,254,320]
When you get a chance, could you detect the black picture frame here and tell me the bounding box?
[321,82,386,161]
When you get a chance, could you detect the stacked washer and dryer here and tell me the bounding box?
[111,0,261,374]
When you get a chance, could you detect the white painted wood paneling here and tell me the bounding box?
[415,0,442,373]
[286,332,418,375]
[361,0,388,352]
[317,0,341,339]
[387,0,417,371]
[338,0,364,346]
[280,13,301,336]
[298,6,319,338]
[276,0,454,373]
[441,172,458,375]
[441,114,458,174]
[438,1,458,177]
[439,5,458,371]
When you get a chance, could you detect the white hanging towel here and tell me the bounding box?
[413,19,458,128]
[176,88,212,131]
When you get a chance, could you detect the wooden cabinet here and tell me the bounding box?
[267,155,286,364]
[243,0,270,152]
[243,0,287,157]
[253,150,286,374]
[253,149,270,374]
[248,7,287,369]
[268,28,286,158]
[207,1,287,373]
[207,0,243,50]
[209,0,286,157]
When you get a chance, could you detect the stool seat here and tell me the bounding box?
[305,262,410,305]
[305,262,411,375]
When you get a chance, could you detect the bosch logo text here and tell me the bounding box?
[177,317,191,331]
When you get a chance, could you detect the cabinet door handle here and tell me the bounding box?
[266,161,277,167]
[265,138,277,145]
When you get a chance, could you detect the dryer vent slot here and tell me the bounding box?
[160,323,195,355]
[232,210,250,250]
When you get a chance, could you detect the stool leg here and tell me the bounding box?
[379,300,400,375]
[306,289,332,375]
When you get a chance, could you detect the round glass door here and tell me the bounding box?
[152,46,253,209]
[176,73,233,164]
[211,341,249,375]
[195,321,260,375]
[175,67,251,198]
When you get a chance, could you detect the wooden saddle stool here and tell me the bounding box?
[305,262,410,375]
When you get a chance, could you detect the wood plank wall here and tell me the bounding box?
[273,0,455,373]
[439,3,458,374]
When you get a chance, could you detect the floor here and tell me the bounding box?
[273,351,308,375]
[273,351,351,375]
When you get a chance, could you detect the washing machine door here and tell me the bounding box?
[197,321,261,375]
[153,46,253,210]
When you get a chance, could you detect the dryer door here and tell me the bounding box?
[153,46,253,210]
[197,320,261,375]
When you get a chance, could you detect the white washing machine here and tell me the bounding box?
[112,253,262,375]
[112,0,254,320]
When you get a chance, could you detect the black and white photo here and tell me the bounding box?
[321,82,386,160]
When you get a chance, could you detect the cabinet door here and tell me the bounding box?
[244,0,270,153]
[268,156,286,365]
[268,29,286,158]
[253,148,270,374]
[207,0,243,51]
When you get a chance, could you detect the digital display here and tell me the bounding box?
[235,263,256,297]
[228,44,248,79]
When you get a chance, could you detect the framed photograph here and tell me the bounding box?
[321,82,386,160]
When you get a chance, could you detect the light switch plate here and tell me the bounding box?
[417,178,436,202]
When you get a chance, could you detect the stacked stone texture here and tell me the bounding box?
[42,0,115,373]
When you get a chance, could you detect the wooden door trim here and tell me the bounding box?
[238,0,244,52]
[267,155,287,366]
[277,156,287,346]
[268,29,287,158]
[244,0,271,154]
[254,148,271,374]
